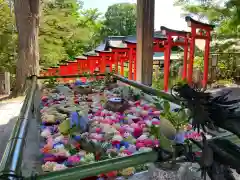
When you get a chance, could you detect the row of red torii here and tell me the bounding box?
[40,16,214,91]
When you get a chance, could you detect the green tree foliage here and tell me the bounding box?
[174,0,240,36]
[101,3,137,37]
[174,0,240,79]
[40,0,88,67]
[79,8,104,51]
[0,0,16,73]
[39,0,103,67]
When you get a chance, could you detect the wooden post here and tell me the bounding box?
[163,37,172,91]
[183,37,189,80]
[128,47,133,80]
[136,0,155,86]
[188,27,196,85]
[0,72,10,95]
[202,31,211,87]
[4,72,10,94]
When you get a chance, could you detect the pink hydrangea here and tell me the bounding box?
[152,121,160,126]
[68,155,81,164]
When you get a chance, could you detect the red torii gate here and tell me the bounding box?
[47,67,54,76]
[95,51,114,73]
[40,68,49,76]
[160,26,189,91]
[40,16,214,88]
[58,63,68,76]
[110,47,129,76]
[75,56,88,74]
[59,62,72,82]
[185,16,214,88]
[82,54,101,73]
[41,34,182,84]
[66,60,78,75]
[123,36,166,81]
[123,40,136,80]
[95,41,134,78]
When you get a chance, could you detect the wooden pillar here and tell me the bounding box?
[1,72,10,95]
[188,27,196,85]
[202,31,211,87]
[136,0,155,86]
[183,37,189,80]
[128,47,133,80]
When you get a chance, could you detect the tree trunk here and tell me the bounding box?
[11,0,40,97]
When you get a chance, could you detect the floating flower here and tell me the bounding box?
[42,161,57,172]
[136,142,145,149]
[174,131,185,144]
[53,164,67,171]
[53,143,64,149]
[152,121,160,126]
[145,120,152,127]
[105,171,118,178]
[67,155,81,165]
[137,134,148,141]
[84,153,95,162]
[112,135,123,142]
[128,144,136,153]
[120,167,135,177]
[41,128,51,138]
[123,132,130,138]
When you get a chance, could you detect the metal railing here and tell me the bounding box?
[0,76,37,179]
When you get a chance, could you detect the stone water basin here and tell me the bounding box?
[39,80,210,179]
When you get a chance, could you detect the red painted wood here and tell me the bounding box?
[86,56,101,73]
[51,67,59,76]
[188,27,196,85]
[191,23,213,31]
[128,48,133,80]
[194,35,208,40]
[172,42,185,46]
[188,19,214,87]
[66,61,77,75]
[182,37,188,80]
[59,64,67,76]
[160,27,191,91]
[113,51,119,73]
[47,68,54,76]
[98,52,114,73]
[76,58,86,73]
[163,37,172,92]
[202,31,211,88]
[120,56,124,76]
[125,43,136,79]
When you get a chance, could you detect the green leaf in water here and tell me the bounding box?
[154,102,162,110]
[158,133,173,152]
[163,100,171,113]
[59,119,70,134]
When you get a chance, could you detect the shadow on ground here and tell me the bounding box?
[0,116,18,159]
[0,95,10,102]
[0,116,42,178]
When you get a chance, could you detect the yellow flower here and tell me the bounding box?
[120,167,135,176]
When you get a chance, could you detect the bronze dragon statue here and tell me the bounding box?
[171,83,240,180]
